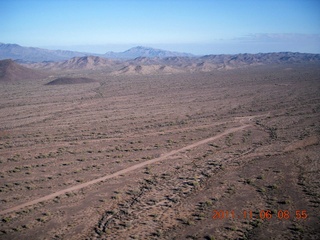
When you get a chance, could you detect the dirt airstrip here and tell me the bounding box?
[0,64,319,239]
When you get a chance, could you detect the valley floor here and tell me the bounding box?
[0,64,319,239]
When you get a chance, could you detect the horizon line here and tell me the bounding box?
[1,42,320,57]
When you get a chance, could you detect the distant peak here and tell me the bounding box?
[126,46,153,51]
[134,46,149,49]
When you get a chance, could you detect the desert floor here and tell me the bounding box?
[0,64,319,239]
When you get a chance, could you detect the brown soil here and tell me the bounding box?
[0,64,319,240]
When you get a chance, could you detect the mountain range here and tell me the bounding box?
[1,43,320,68]
[26,52,320,73]
[0,43,194,63]
[1,43,320,81]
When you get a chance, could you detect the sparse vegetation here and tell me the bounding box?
[0,64,319,240]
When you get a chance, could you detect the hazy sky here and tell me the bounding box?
[1,0,320,54]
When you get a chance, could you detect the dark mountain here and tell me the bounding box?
[0,59,47,82]
[103,46,194,59]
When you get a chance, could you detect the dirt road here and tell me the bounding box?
[0,124,250,215]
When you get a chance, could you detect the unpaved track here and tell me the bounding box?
[0,124,250,215]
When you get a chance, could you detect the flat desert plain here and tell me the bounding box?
[0,64,319,239]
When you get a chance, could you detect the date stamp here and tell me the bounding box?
[212,210,308,220]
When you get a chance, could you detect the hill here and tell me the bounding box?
[30,56,120,70]
[0,59,47,82]
[112,64,183,75]
[46,77,98,85]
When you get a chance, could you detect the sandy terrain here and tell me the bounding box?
[0,64,319,239]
